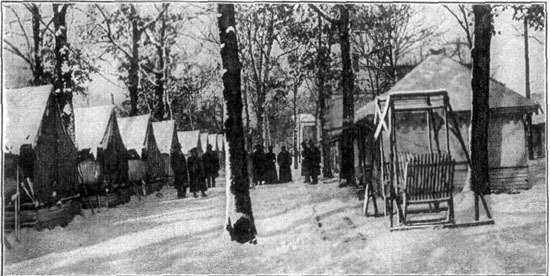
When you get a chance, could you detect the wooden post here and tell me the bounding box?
[427,111,433,154]
[524,18,534,160]
[16,165,20,242]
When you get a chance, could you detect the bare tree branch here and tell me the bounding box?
[95,4,132,59]
[3,39,33,67]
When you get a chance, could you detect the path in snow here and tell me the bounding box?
[4,164,547,274]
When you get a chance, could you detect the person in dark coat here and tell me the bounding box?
[202,144,220,188]
[277,146,292,183]
[264,146,278,184]
[309,140,321,184]
[170,143,189,198]
[251,144,266,185]
[301,142,311,183]
[187,148,207,198]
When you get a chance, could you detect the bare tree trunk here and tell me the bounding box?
[470,4,492,194]
[293,80,299,169]
[31,4,44,85]
[242,74,252,150]
[524,18,534,160]
[218,4,256,244]
[153,10,166,121]
[338,5,355,185]
[316,14,333,179]
[128,4,140,116]
[53,4,74,142]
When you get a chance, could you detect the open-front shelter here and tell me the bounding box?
[4,85,79,205]
[355,54,539,192]
[178,130,202,157]
[118,115,164,187]
[4,85,81,231]
[152,120,179,185]
[75,105,128,194]
[200,133,209,154]
[208,134,218,151]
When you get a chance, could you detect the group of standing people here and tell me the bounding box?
[250,145,293,185]
[301,140,321,184]
[170,143,220,199]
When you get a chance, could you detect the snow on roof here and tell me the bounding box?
[177,130,201,154]
[200,133,209,153]
[152,120,176,155]
[208,134,218,150]
[117,115,150,155]
[355,55,540,121]
[74,105,114,157]
[216,134,225,152]
[3,85,53,155]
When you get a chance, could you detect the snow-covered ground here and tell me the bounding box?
[3,160,547,274]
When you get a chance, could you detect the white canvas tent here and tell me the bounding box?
[177,130,202,156]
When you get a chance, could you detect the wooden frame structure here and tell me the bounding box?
[364,90,493,230]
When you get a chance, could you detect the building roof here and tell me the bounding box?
[152,120,176,154]
[356,54,540,121]
[200,133,209,153]
[3,85,53,155]
[117,115,151,156]
[177,130,201,154]
[74,105,115,157]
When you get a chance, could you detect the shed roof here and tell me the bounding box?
[152,120,176,154]
[117,115,150,155]
[356,55,539,121]
[200,133,209,153]
[177,130,201,154]
[3,85,53,155]
[74,105,114,157]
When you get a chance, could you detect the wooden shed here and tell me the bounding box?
[355,54,539,192]
[152,120,179,185]
[4,85,80,230]
[178,130,202,157]
[118,115,164,192]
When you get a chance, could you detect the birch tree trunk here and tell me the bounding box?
[470,5,492,194]
[218,4,257,244]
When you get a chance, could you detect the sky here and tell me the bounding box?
[2,3,546,106]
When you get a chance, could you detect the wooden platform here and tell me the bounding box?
[81,192,127,209]
[453,166,531,192]
[4,200,81,232]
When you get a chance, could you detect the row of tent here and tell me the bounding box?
[3,85,225,210]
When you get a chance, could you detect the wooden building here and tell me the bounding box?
[118,115,164,193]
